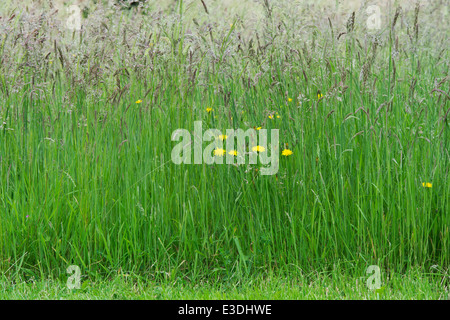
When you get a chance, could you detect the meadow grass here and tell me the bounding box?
[1,268,448,300]
[0,0,449,298]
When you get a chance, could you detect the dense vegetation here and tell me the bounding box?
[0,0,448,297]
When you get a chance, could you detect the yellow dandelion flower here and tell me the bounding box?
[206,107,212,113]
[214,148,226,156]
[268,115,274,119]
[136,100,142,104]
[218,135,228,141]
[288,98,293,102]
[228,150,238,156]
[252,146,266,152]
[422,182,432,188]
[282,149,293,156]
[317,90,323,99]
[256,127,262,130]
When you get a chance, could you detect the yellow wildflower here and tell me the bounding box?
[218,135,227,141]
[422,182,432,188]
[317,90,323,99]
[206,107,212,113]
[214,148,226,156]
[228,150,238,156]
[136,99,142,104]
[282,149,293,156]
[252,146,266,152]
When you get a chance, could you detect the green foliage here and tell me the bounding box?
[1,268,448,300]
[0,1,448,289]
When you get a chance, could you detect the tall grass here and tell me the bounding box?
[0,0,449,283]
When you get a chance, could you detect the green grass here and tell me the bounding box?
[0,0,449,299]
[1,268,448,300]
